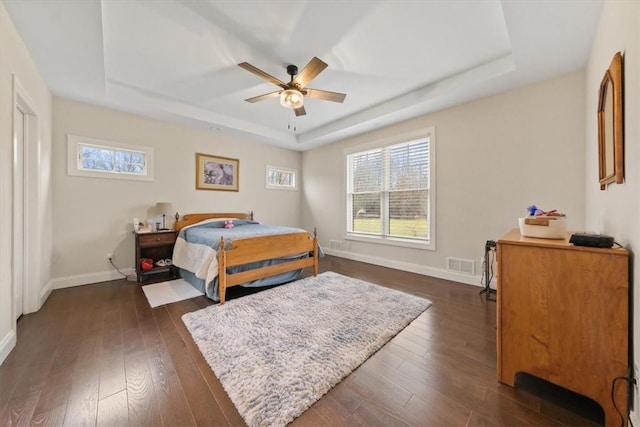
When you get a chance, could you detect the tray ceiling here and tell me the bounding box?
[4,0,602,150]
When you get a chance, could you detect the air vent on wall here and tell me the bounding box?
[447,257,475,275]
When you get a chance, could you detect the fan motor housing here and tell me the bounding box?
[286,65,298,77]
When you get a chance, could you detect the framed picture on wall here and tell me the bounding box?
[196,153,239,191]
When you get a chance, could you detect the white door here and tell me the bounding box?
[13,106,25,319]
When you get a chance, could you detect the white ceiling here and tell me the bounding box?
[4,0,603,151]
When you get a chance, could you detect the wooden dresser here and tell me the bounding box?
[496,229,628,427]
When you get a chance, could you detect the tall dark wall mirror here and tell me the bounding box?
[598,51,624,190]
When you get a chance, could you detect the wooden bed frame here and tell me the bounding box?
[174,211,255,231]
[174,212,318,304]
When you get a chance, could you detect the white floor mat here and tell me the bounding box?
[142,278,204,308]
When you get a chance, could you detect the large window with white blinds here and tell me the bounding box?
[346,130,435,249]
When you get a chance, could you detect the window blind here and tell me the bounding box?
[348,138,430,240]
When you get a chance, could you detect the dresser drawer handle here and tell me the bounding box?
[156,237,161,241]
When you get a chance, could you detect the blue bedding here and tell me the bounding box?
[180,219,302,247]
[174,219,314,301]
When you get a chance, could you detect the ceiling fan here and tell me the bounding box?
[238,57,346,117]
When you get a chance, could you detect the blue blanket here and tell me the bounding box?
[180,219,305,249]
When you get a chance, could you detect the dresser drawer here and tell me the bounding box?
[138,232,177,247]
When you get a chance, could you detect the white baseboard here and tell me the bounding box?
[53,252,490,292]
[630,410,639,427]
[39,279,53,309]
[52,268,135,290]
[322,248,488,288]
[0,329,16,366]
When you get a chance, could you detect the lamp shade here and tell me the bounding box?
[156,202,173,214]
[280,89,304,109]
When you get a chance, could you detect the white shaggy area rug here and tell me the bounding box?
[142,278,204,308]
[182,271,432,427]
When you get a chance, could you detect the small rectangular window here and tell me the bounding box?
[78,143,146,174]
[67,135,154,181]
[266,165,297,190]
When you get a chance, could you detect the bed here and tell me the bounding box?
[172,212,319,304]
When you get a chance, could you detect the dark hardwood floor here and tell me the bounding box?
[0,256,602,426]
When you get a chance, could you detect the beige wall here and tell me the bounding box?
[302,70,586,285]
[52,98,302,286]
[585,0,640,421]
[0,1,53,362]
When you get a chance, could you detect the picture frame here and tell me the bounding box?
[597,51,624,190]
[195,153,239,191]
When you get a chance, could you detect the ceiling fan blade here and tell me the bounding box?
[244,91,281,103]
[238,62,288,89]
[304,88,346,103]
[294,106,306,117]
[293,57,327,88]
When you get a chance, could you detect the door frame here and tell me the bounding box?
[12,75,40,318]
[13,104,25,318]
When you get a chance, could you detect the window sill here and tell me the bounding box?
[265,185,297,191]
[345,233,435,251]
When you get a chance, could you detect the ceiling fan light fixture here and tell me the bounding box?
[280,89,304,109]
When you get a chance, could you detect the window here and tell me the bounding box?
[266,165,297,190]
[346,130,435,249]
[67,135,154,181]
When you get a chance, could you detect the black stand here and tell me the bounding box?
[480,240,497,301]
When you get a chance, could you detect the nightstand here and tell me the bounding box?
[134,230,178,282]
